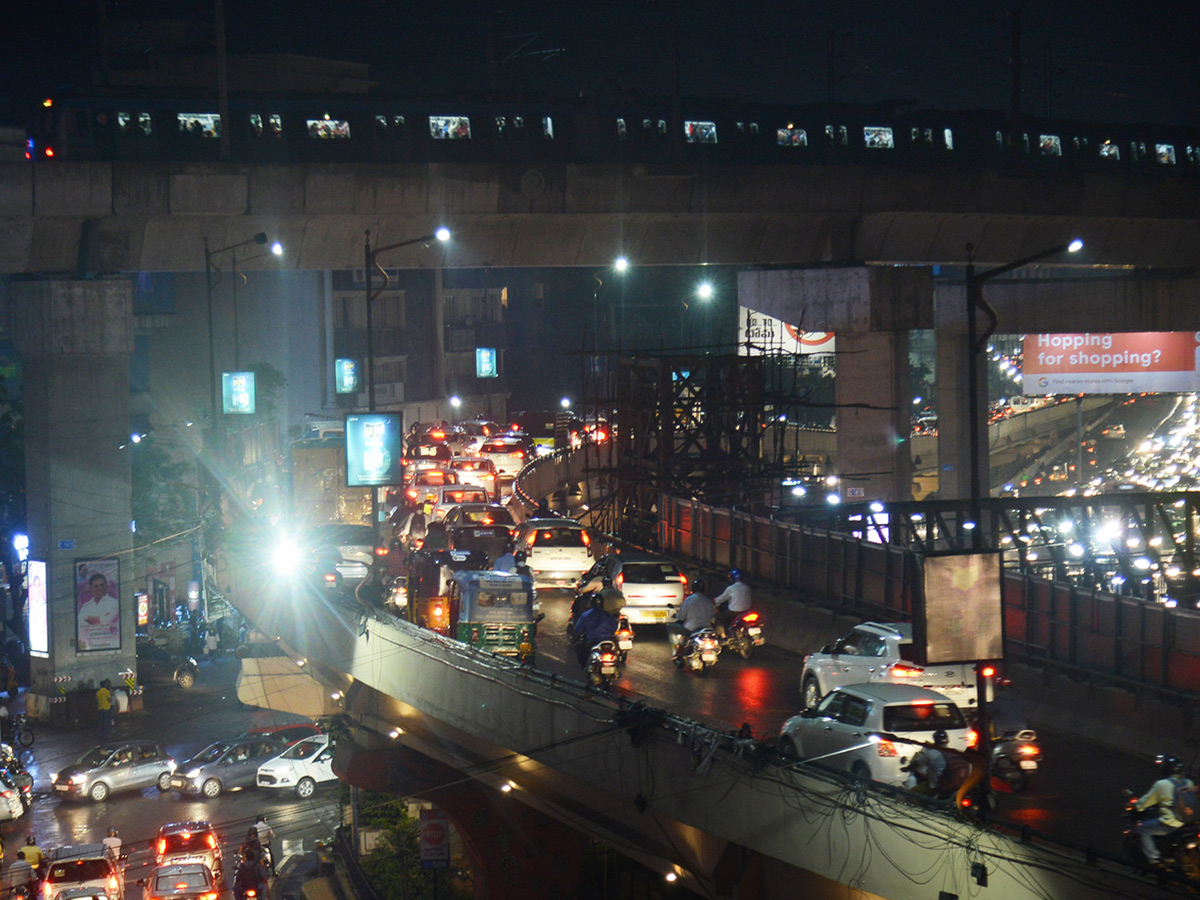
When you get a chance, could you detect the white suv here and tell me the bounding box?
[514,518,594,588]
[800,622,977,711]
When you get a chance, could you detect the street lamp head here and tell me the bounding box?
[435,226,451,242]
[449,395,462,409]
[270,241,283,256]
[1067,238,1084,253]
[560,397,571,409]
[614,256,629,273]
[696,281,714,301]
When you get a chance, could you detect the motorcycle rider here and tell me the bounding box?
[492,542,517,573]
[903,730,950,794]
[574,597,619,669]
[21,836,43,881]
[254,815,277,876]
[101,827,122,856]
[713,569,751,636]
[670,579,716,657]
[988,677,1029,737]
[1134,754,1195,866]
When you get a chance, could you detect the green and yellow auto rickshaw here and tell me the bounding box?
[450,570,542,664]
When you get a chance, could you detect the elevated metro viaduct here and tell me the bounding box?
[3,158,1200,734]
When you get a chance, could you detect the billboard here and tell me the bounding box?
[28,559,48,657]
[476,348,498,378]
[1022,332,1200,394]
[738,306,835,356]
[335,359,360,394]
[75,557,121,652]
[345,413,404,487]
[222,371,256,414]
[914,552,1003,665]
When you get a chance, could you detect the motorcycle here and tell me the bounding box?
[991,729,1040,792]
[614,615,635,663]
[584,640,621,689]
[716,610,766,660]
[1123,794,1200,882]
[672,627,722,674]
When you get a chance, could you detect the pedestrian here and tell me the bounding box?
[204,627,219,658]
[95,679,113,737]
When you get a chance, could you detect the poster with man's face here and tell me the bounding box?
[76,558,121,652]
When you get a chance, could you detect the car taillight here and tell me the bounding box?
[1018,743,1039,757]
[200,893,218,900]
[406,489,418,500]
[888,663,924,678]
[206,833,218,848]
[966,729,980,749]
[742,611,759,624]
[108,876,118,892]
[581,531,590,545]
[157,838,167,855]
[375,545,388,556]
[615,573,624,587]
[875,740,899,758]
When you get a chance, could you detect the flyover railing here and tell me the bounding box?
[659,493,1200,698]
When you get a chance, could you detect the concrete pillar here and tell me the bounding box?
[935,281,972,501]
[3,279,136,719]
[737,266,933,503]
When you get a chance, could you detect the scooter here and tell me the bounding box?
[715,610,766,660]
[1123,794,1200,882]
[614,615,635,662]
[991,729,1040,792]
[585,640,621,689]
[672,628,722,675]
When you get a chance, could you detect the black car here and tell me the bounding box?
[136,640,199,689]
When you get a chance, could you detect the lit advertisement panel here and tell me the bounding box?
[222,371,256,414]
[1022,331,1200,394]
[915,552,1003,665]
[335,359,360,394]
[28,560,47,657]
[738,307,834,356]
[345,413,404,487]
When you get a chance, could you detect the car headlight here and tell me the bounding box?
[186,769,202,779]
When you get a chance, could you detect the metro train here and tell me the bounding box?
[23,90,1200,178]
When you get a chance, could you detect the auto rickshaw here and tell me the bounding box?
[450,570,542,664]
[405,547,484,634]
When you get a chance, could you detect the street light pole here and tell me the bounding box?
[964,238,1083,547]
[363,227,450,413]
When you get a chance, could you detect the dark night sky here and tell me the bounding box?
[3,1,1197,127]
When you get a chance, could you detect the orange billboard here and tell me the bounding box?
[1022,332,1200,394]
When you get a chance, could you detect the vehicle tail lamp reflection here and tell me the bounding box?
[876,739,900,758]
[888,663,924,678]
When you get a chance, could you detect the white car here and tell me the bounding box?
[799,622,977,710]
[613,553,688,625]
[779,683,975,785]
[448,456,500,495]
[257,734,336,798]
[513,517,594,589]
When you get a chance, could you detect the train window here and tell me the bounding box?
[512,117,527,138]
[863,126,893,149]
[117,112,133,136]
[776,125,807,146]
[911,127,920,142]
[994,130,1003,147]
[658,119,668,135]
[1139,141,1147,156]
[641,119,652,132]
[1021,133,1031,153]
[922,128,932,144]
[178,113,221,138]
[1099,141,1119,160]
[374,114,387,134]
[393,115,406,137]
[616,118,627,138]
[825,125,835,143]
[1129,142,1139,161]
[944,128,953,150]
[251,114,264,137]
[495,116,507,138]
[269,115,282,137]
[430,116,471,139]
[307,117,350,139]
[1156,144,1176,165]
[838,125,848,146]
[542,117,554,140]
[684,120,717,143]
[1039,135,1062,156]
[1189,147,1198,166]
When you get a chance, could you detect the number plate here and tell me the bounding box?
[747,627,762,637]
[1019,760,1038,770]
[648,610,670,622]
[701,651,717,663]
[55,783,69,791]
[617,639,633,650]
[600,664,617,675]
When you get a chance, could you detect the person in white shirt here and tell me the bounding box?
[713,569,751,634]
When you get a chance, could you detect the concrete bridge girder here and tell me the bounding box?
[3,161,1200,272]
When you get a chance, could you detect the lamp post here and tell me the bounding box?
[964,238,1083,547]
[363,227,450,412]
[230,240,284,369]
[204,232,272,453]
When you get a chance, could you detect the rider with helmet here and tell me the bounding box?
[670,578,715,654]
[1134,754,1195,865]
[903,730,950,794]
[574,596,619,669]
[713,569,752,635]
[101,827,121,856]
[492,542,517,573]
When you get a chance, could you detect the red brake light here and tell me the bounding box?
[206,833,218,849]
[431,430,445,439]
[581,531,590,545]
[600,653,616,663]
[157,838,167,855]
[175,884,190,891]
[888,663,924,678]
[876,739,899,758]
[44,147,55,158]
[966,728,980,749]
[375,545,389,556]
[406,489,418,500]
[980,665,996,678]
[515,450,524,459]
[742,611,759,623]
[615,572,624,587]
[1017,743,1039,757]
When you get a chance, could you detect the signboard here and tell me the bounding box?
[75,557,121,652]
[345,413,404,487]
[1022,332,1200,394]
[222,371,256,414]
[476,348,498,378]
[738,306,835,356]
[58,539,75,550]
[915,552,1003,665]
[335,359,360,394]
[28,559,48,657]
[135,591,150,627]
[419,809,451,869]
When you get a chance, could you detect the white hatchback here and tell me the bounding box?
[779,683,975,786]
[514,518,594,589]
[256,734,336,798]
